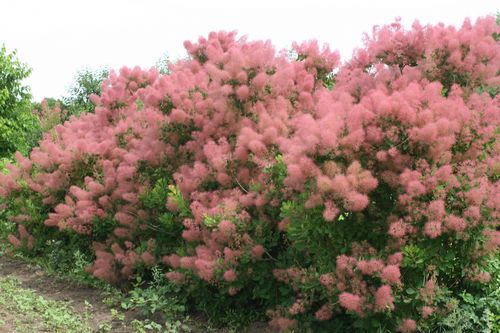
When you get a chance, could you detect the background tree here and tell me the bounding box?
[0,45,39,157]
[62,67,109,117]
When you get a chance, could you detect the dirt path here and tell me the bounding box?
[0,255,132,333]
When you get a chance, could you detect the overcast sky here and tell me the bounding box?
[1,0,498,101]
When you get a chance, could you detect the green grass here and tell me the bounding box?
[0,276,92,333]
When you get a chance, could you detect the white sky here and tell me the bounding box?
[1,0,498,101]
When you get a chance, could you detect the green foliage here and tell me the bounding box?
[119,267,186,320]
[139,181,188,257]
[63,67,109,117]
[423,255,500,333]
[0,156,12,173]
[0,45,39,157]
[0,45,31,115]
[185,279,266,330]
[476,84,499,98]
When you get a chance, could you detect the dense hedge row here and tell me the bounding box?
[1,16,499,332]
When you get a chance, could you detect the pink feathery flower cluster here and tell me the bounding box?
[315,304,333,321]
[381,265,402,284]
[375,285,395,311]
[421,306,434,319]
[398,318,417,333]
[7,224,34,250]
[339,292,364,316]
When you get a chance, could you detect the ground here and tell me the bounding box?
[0,255,130,333]
[0,255,269,333]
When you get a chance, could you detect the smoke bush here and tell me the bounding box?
[1,16,499,332]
